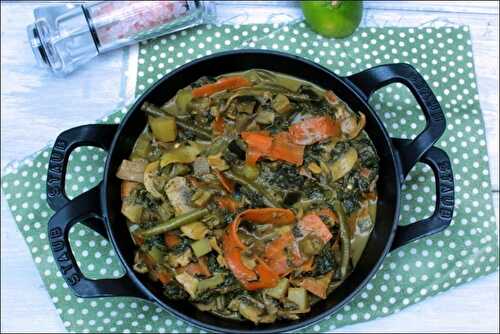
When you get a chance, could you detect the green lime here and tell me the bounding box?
[301,0,363,38]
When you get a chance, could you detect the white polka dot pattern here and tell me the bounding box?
[1,23,498,333]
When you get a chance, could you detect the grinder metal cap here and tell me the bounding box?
[27,23,50,69]
[26,4,98,76]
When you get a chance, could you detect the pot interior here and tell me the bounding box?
[103,51,400,332]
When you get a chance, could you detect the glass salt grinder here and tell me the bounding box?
[27,1,216,76]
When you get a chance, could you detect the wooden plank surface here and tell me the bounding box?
[1,1,498,333]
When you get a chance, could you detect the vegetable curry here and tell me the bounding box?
[117,69,379,323]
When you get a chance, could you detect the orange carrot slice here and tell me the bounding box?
[121,181,139,199]
[192,76,251,98]
[264,232,294,276]
[164,232,181,248]
[212,115,225,135]
[215,170,235,193]
[142,253,157,269]
[289,116,341,145]
[241,131,273,166]
[299,257,315,272]
[217,196,239,213]
[240,208,296,225]
[245,149,264,166]
[243,258,280,290]
[132,233,145,246]
[222,231,257,282]
[298,214,333,243]
[185,257,211,277]
[156,271,173,285]
[298,272,333,299]
[269,132,305,166]
[241,131,273,150]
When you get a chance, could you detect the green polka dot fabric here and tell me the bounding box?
[2,22,498,333]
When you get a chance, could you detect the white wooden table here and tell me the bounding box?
[1,1,498,333]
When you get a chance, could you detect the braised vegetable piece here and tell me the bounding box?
[120,69,379,323]
[287,287,309,311]
[299,235,323,257]
[297,272,333,299]
[175,89,193,114]
[197,273,225,293]
[121,202,143,223]
[181,222,208,240]
[238,302,263,323]
[175,272,198,298]
[160,143,202,167]
[148,116,177,142]
[272,94,292,113]
[121,181,139,199]
[255,109,275,125]
[236,164,260,181]
[265,278,289,299]
[191,188,214,207]
[329,147,358,182]
[116,160,147,183]
[143,161,164,199]
[191,238,212,258]
[130,131,152,160]
[207,153,229,171]
[165,176,195,215]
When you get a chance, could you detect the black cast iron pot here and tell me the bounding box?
[46,50,455,333]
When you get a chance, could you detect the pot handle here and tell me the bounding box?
[346,63,445,178]
[46,124,143,298]
[390,139,455,250]
[48,185,144,298]
[46,124,118,237]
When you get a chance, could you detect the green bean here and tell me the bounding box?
[141,102,211,140]
[211,310,242,321]
[334,201,350,279]
[221,89,269,112]
[284,93,314,102]
[205,136,230,156]
[224,170,279,208]
[141,208,209,237]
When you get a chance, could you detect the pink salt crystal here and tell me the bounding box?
[92,1,188,45]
